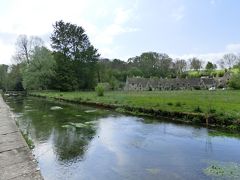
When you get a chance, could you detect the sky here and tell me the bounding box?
[1,0,240,65]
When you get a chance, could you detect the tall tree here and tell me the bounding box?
[0,64,8,90]
[174,59,187,75]
[13,35,44,64]
[22,47,56,90]
[205,61,217,70]
[189,57,202,71]
[6,64,24,91]
[219,53,238,69]
[128,52,173,78]
[50,20,100,90]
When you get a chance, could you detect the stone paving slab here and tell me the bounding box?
[0,124,18,135]
[0,132,23,144]
[0,95,43,180]
[0,147,33,168]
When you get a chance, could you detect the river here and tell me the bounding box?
[3,96,240,180]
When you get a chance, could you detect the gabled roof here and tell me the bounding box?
[127,77,148,87]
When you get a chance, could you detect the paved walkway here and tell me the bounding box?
[0,95,43,180]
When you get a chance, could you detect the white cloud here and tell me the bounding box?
[171,43,240,65]
[0,0,89,35]
[171,5,185,21]
[171,52,224,63]
[226,43,240,53]
[94,8,139,45]
[210,0,216,5]
[0,41,15,65]
[0,0,140,64]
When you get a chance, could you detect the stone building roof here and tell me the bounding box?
[127,77,148,87]
[125,75,225,90]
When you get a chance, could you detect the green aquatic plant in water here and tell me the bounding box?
[203,161,240,179]
[146,168,161,175]
[208,130,240,139]
[21,132,35,149]
[62,121,97,128]
[69,122,88,128]
[61,124,73,128]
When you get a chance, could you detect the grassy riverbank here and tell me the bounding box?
[30,90,240,130]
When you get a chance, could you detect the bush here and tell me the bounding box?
[175,102,182,107]
[192,116,201,124]
[228,74,240,89]
[208,108,216,114]
[193,106,202,113]
[95,84,104,96]
[217,71,225,77]
[193,86,201,90]
[97,83,110,91]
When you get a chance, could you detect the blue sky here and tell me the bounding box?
[0,0,240,65]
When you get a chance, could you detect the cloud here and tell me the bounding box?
[0,40,15,65]
[171,52,224,63]
[226,43,240,53]
[0,0,140,64]
[171,5,185,21]
[94,8,139,45]
[210,0,216,5]
[171,43,240,65]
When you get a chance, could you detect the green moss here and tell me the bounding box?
[203,161,240,178]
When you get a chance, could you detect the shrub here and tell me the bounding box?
[193,86,201,90]
[228,74,240,89]
[192,116,201,123]
[175,102,182,107]
[193,106,202,113]
[217,71,224,77]
[95,84,104,96]
[97,83,110,91]
[208,108,216,114]
[167,102,173,106]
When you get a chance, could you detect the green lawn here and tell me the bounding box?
[31,90,240,119]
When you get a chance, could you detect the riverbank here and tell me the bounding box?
[0,95,43,180]
[30,90,240,131]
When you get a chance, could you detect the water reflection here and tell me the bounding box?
[4,96,240,180]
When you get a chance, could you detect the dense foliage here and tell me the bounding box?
[229,74,240,89]
[50,20,100,90]
[1,20,240,91]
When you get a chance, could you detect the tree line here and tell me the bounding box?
[1,20,240,91]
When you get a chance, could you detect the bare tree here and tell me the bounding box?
[13,35,44,64]
[219,53,238,69]
[174,59,187,75]
[189,57,202,71]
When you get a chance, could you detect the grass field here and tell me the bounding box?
[31,90,240,119]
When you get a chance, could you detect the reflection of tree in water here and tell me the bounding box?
[53,125,96,162]
[6,96,109,162]
[205,136,212,153]
[4,96,26,113]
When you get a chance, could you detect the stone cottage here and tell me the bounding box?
[124,73,230,91]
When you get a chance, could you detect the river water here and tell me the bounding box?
[4,96,240,180]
